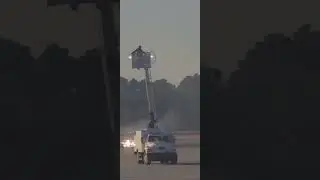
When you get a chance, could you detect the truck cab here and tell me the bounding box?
[134,128,177,165]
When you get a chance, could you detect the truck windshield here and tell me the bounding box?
[148,136,162,142]
[148,135,172,143]
[162,136,170,142]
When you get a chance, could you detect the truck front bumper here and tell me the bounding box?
[146,152,177,161]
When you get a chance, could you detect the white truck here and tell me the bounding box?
[133,128,177,165]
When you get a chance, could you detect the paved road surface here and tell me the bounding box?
[120,132,200,180]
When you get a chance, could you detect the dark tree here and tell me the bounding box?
[208,24,320,179]
[0,37,34,127]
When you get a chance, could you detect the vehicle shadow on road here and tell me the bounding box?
[176,143,200,148]
[176,162,200,166]
[156,161,200,166]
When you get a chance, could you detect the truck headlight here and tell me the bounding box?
[145,147,153,153]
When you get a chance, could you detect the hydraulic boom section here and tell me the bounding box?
[129,45,157,129]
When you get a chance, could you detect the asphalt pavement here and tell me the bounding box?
[120,132,200,180]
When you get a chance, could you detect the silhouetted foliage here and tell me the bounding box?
[0,37,34,127]
[205,24,320,179]
[0,38,200,130]
[0,36,119,177]
[0,39,115,126]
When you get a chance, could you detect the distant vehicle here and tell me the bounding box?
[120,131,136,150]
[133,127,177,165]
[121,139,135,148]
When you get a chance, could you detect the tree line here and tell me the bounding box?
[0,36,200,130]
[204,24,320,178]
[120,73,200,130]
[0,38,113,128]
[0,35,122,177]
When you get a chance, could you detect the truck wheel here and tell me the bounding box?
[170,154,178,164]
[170,159,177,164]
[160,160,169,164]
[137,153,144,164]
[144,154,151,165]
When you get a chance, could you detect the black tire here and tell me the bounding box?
[137,153,144,164]
[170,154,178,164]
[144,154,151,165]
[160,160,165,164]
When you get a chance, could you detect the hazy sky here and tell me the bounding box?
[0,0,102,57]
[120,0,200,85]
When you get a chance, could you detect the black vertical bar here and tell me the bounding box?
[98,0,119,179]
